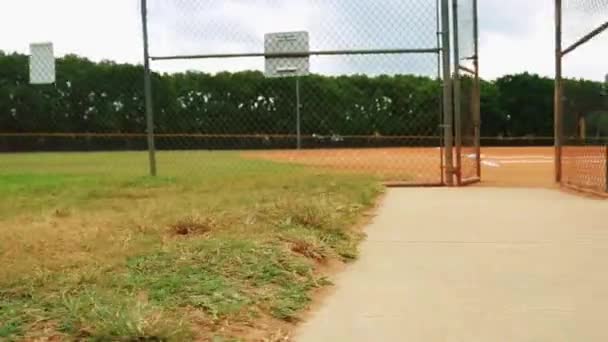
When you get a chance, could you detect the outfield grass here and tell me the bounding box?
[0,151,382,341]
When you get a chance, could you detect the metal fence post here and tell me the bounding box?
[554,0,562,183]
[452,0,462,185]
[141,0,157,176]
[473,0,481,179]
[296,77,302,150]
[436,0,444,185]
[441,0,454,186]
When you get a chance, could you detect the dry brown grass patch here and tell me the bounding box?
[283,238,328,263]
[168,215,217,236]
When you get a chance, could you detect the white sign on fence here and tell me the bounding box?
[29,42,56,85]
[264,31,310,78]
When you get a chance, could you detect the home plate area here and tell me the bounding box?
[470,153,554,168]
[474,147,556,188]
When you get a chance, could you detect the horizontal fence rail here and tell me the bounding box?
[151,48,441,61]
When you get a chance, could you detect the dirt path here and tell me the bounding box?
[295,187,608,341]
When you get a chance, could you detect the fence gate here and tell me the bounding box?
[556,0,608,194]
[452,0,481,186]
[142,0,479,186]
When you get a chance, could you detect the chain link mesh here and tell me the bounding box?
[563,0,608,47]
[455,0,480,184]
[560,0,608,193]
[0,52,148,178]
[144,0,445,184]
[147,0,439,57]
[456,0,476,62]
[0,0,481,186]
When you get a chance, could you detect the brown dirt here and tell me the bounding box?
[478,147,555,188]
[246,146,557,188]
[247,147,444,184]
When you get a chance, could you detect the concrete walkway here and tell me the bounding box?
[295,188,608,342]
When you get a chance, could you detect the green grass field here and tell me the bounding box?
[0,151,382,341]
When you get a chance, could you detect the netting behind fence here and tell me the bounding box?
[559,0,608,193]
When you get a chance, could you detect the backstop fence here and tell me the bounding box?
[143,0,480,186]
[0,0,479,186]
[556,0,608,194]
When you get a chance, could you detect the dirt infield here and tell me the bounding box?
[247,147,556,188]
[247,147,445,184]
[479,147,554,188]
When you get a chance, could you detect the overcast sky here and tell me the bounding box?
[0,0,605,80]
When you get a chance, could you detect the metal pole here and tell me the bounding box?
[473,0,481,179]
[296,77,302,150]
[441,0,454,186]
[555,0,563,183]
[150,48,441,61]
[436,0,444,185]
[452,0,462,185]
[562,21,608,56]
[141,0,157,176]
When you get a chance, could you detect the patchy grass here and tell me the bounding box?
[0,151,382,341]
[169,215,217,236]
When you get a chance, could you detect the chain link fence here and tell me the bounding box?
[1,0,478,186]
[145,0,449,185]
[1,2,145,180]
[557,0,608,193]
[453,0,480,185]
[0,47,150,178]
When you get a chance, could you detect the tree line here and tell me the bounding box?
[0,51,605,151]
